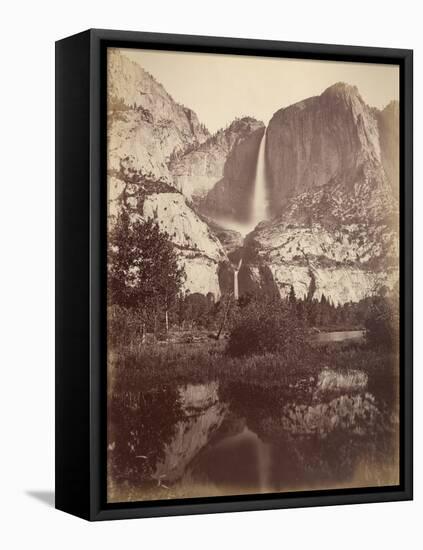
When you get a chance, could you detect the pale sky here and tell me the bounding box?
[122,48,399,134]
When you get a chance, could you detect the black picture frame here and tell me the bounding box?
[55,28,413,521]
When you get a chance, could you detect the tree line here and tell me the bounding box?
[108,207,398,350]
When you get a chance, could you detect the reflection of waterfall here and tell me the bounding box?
[251,130,269,226]
[257,438,272,491]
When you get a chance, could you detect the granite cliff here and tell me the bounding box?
[170,117,264,209]
[241,84,399,303]
[108,49,399,306]
[193,120,265,221]
[108,49,209,184]
[107,50,227,298]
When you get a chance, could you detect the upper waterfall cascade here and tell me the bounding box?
[251,130,269,227]
[209,129,270,237]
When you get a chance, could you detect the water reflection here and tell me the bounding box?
[108,370,399,502]
[313,330,365,344]
[153,382,227,484]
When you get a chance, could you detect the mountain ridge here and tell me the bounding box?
[107,57,399,305]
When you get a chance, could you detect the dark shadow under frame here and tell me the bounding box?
[55,28,413,521]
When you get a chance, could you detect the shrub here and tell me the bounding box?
[108,304,140,347]
[226,296,308,359]
[365,296,399,350]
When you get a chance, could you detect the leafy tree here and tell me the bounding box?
[108,208,185,336]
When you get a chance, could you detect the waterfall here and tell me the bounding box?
[251,130,269,226]
[233,270,239,301]
[211,129,269,237]
[233,258,242,300]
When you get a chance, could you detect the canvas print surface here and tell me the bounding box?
[106,48,400,503]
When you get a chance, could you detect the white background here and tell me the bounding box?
[0,1,420,548]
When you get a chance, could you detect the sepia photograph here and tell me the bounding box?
[106,47,400,503]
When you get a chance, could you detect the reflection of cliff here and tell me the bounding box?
[279,393,380,436]
[153,383,227,483]
[217,377,398,491]
[110,373,399,498]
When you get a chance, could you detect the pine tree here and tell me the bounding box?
[307,270,317,302]
[288,285,297,304]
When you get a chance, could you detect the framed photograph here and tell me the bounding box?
[55,29,413,521]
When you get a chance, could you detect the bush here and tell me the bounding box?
[108,304,140,347]
[365,296,399,350]
[226,297,308,359]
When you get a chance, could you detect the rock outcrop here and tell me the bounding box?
[244,204,399,305]
[241,83,399,304]
[199,123,265,223]
[266,83,386,210]
[142,193,227,297]
[376,100,400,194]
[108,49,209,184]
[170,118,264,206]
[108,175,227,298]
[244,220,399,304]
[107,50,227,298]
[108,53,399,306]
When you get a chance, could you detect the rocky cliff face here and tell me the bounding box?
[107,50,227,298]
[266,83,387,210]
[108,49,209,184]
[170,117,263,205]
[376,101,400,194]
[243,84,399,304]
[108,54,399,305]
[244,219,399,304]
[107,176,227,298]
[142,193,227,297]
[191,120,265,222]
